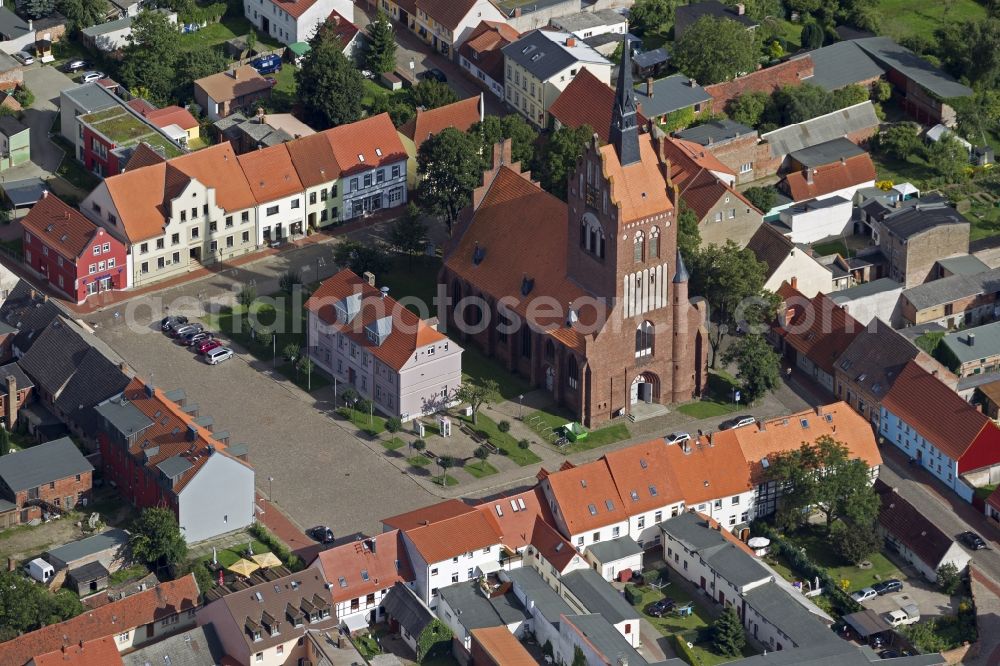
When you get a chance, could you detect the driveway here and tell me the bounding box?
[860,582,959,619]
[19,66,75,174]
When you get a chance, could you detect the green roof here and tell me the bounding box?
[80,106,183,158]
[288,41,310,56]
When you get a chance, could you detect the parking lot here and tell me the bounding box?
[859,575,961,619]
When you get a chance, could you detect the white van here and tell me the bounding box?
[27,558,54,583]
[205,347,233,365]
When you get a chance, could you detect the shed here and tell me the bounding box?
[584,536,644,582]
[66,560,109,595]
[46,528,128,571]
[382,581,434,653]
[843,608,891,638]
[1,177,46,208]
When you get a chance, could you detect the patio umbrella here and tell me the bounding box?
[747,537,770,549]
[227,558,260,577]
[212,547,217,565]
[252,552,282,569]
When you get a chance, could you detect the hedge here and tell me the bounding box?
[624,584,642,606]
[673,634,700,664]
[249,523,304,571]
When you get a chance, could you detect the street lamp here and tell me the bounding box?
[268,476,274,504]
[518,394,524,420]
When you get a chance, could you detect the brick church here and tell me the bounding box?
[440,38,707,427]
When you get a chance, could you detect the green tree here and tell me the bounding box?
[629,0,679,34]
[413,439,426,453]
[727,91,769,127]
[367,93,415,127]
[473,114,537,167]
[365,10,397,75]
[688,240,770,367]
[58,0,108,29]
[873,80,892,103]
[937,562,962,594]
[453,378,500,425]
[935,18,1000,88]
[743,185,777,212]
[677,204,701,260]
[175,45,228,102]
[333,239,391,276]
[189,560,215,596]
[297,22,365,128]
[764,83,836,127]
[712,607,746,657]
[800,21,825,49]
[722,333,781,403]
[39,589,84,625]
[417,127,483,232]
[832,84,870,109]
[874,122,921,161]
[925,134,970,182]
[903,620,950,654]
[535,124,591,200]
[0,427,10,456]
[128,507,188,570]
[474,445,491,471]
[438,455,454,482]
[572,646,588,666]
[389,203,428,267]
[409,79,459,110]
[673,16,759,84]
[831,520,880,565]
[119,10,182,105]
[237,284,257,310]
[24,0,55,18]
[295,355,313,382]
[283,342,300,361]
[385,417,402,433]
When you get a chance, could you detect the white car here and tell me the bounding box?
[851,587,877,603]
[81,71,105,83]
[665,432,691,446]
[14,51,33,65]
[205,347,233,365]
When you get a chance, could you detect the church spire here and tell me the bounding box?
[609,34,641,167]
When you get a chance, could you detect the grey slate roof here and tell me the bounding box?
[902,266,1000,311]
[0,361,33,391]
[0,279,68,354]
[942,320,1000,364]
[830,277,901,303]
[879,202,967,239]
[633,74,711,117]
[437,581,527,630]
[0,115,27,138]
[853,36,972,100]
[834,318,919,400]
[674,0,757,38]
[502,29,608,82]
[550,9,625,34]
[122,625,225,666]
[586,535,643,563]
[96,395,154,438]
[157,455,194,479]
[67,560,109,582]
[46,528,128,565]
[659,513,771,587]
[561,568,638,625]
[504,567,572,625]
[632,48,669,69]
[675,119,756,146]
[783,195,850,216]
[742,582,832,646]
[937,254,990,277]
[788,137,866,168]
[761,101,879,159]
[81,15,133,37]
[0,437,92,493]
[382,582,434,638]
[563,614,651,666]
[807,41,886,91]
[62,83,118,114]
[0,7,30,41]
[54,346,132,435]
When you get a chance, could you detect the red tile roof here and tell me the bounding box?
[0,575,199,666]
[459,21,520,84]
[305,269,448,372]
[402,509,503,564]
[661,435,753,504]
[529,517,578,571]
[313,530,415,603]
[475,487,554,551]
[600,135,673,223]
[286,130,340,187]
[264,0,319,20]
[144,105,199,131]
[603,440,684,514]
[399,96,483,151]
[122,143,167,171]
[773,283,862,374]
[549,69,647,144]
[21,193,105,262]
[383,499,476,531]
[542,458,628,534]
[415,0,481,31]
[783,152,876,201]
[324,113,407,177]
[659,137,757,222]
[194,65,271,104]
[31,637,123,666]
[325,10,359,49]
[703,56,815,114]
[471,627,537,666]
[237,143,304,204]
[882,360,995,464]
[874,479,957,570]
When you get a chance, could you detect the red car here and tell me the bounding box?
[197,339,223,355]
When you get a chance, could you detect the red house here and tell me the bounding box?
[21,192,128,303]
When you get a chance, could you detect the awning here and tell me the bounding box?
[478,559,501,575]
[342,612,368,633]
[3,178,46,207]
[843,609,890,638]
[288,42,310,57]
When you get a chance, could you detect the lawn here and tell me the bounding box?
[461,345,533,401]
[677,371,741,419]
[407,454,432,467]
[268,64,298,113]
[763,17,802,52]
[382,437,405,451]
[876,0,986,42]
[870,150,939,189]
[779,527,904,591]
[178,16,282,52]
[462,459,499,478]
[109,564,149,585]
[811,239,850,259]
[199,539,271,568]
[338,406,387,436]
[965,200,1000,242]
[354,632,382,660]
[524,409,631,453]
[433,473,459,486]
[461,412,541,465]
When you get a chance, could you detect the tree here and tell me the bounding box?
[385,417,402,433]
[296,355,313,383]
[340,387,359,408]
[743,185,777,212]
[677,204,701,261]
[831,521,880,564]
[365,10,397,75]
[58,0,108,29]
[367,92,415,126]
[727,91,769,127]
[333,239,392,276]
[800,21,825,49]
[409,79,459,110]
[688,240,771,367]
[903,620,950,654]
[237,284,257,310]
[874,122,921,161]
[629,0,678,35]
[572,646,588,666]
[283,342,300,361]
[128,507,188,570]
[119,10,182,105]
[417,127,483,232]
[937,562,962,594]
[389,203,427,267]
[925,134,970,182]
[297,22,365,128]
[438,455,454,482]
[0,427,10,456]
[935,18,1000,89]
[175,45,228,102]
[764,83,837,127]
[473,115,537,167]
[24,0,55,19]
[673,16,759,85]
[712,607,746,657]
[474,445,491,471]
[413,439,426,453]
[832,84,870,109]
[453,378,500,425]
[873,80,892,103]
[722,333,781,403]
[535,124,591,200]
[0,570,82,636]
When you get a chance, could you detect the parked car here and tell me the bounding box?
[161,315,188,332]
[719,415,756,430]
[872,579,903,596]
[851,587,878,603]
[959,531,987,550]
[310,526,334,543]
[62,59,89,72]
[665,432,690,446]
[878,650,899,660]
[171,323,204,339]
[645,598,675,617]
[197,339,222,355]
[420,68,447,83]
[81,71,105,83]
[182,331,212,346]
[251,54,282,74]
[205,347,233,365]
[883,604,919,627]
[14,51,33,65]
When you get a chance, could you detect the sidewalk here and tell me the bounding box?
[254,491,321,562]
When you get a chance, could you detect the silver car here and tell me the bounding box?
[205,347,233,365]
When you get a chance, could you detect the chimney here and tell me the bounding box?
[118,361,128,373]
[566,37,576,47]
[646,77,654,97]
[513,7,521,17]
[41,190,48,198]
[380,286,389,299]
[29,289,36,300]
[186,424,197,441]
[231,69,239,79]
[5,375,16,428]
[790,276,798,290]
[42,294,48,303]
[688,78,697,87]
[805,168,814,184]
[7,557,14,572]
[144,383,154,398]
[368,537,377,554]
[815,404,823,416]
[28,19,32,30]
[969,333,976,346]
[736,3,745,14]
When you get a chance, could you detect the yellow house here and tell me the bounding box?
[397,94,483,188]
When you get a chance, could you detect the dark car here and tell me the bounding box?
[959,531,987,550]
[872,579,903,595]
[629,571,645,585]
[719,415,755,430]
[183,331,213,347]
[310,526,334,544]
[420,68,447,83]
[645,598,675,617]
[251,54,282,75]
[62,59,89,73]
[878,650,899,659]
[171,323,204,339]
[161,315,189,332]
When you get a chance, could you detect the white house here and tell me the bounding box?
[243,0,351,46]
[80,9,176,52]
[458,21,520,101]
[559,568,641,648]
[437,581,527,651]
[408,0,505,58]
[550,9,628,39]
[237,143,307,244]
[829,278,903,327]
[502,567,574,654]
[747,224,835,298]
[777,195,852,244]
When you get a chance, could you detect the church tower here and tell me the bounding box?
[609,35,641,167]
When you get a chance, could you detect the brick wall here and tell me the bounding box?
[13,470,92,512]
[703,56,815,115]
[700,134,773,185]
